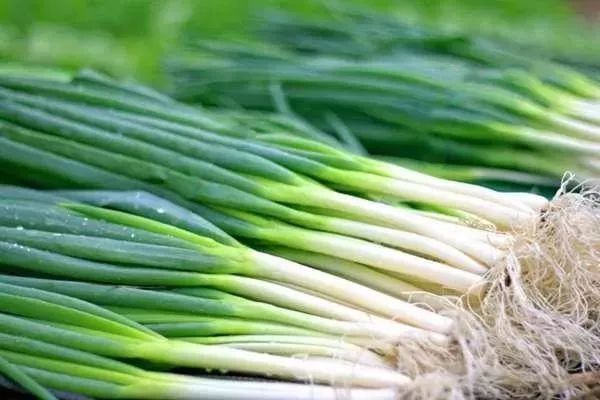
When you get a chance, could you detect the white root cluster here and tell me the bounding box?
[394,184,600,399]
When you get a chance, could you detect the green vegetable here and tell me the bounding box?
[0,282,410,387]
[166,13,600,190]
[0,354,58,400]
[0,328,397,399]
[0,195,451,335]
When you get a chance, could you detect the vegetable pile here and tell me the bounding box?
[0,71,598,399]
[167,11,600,193]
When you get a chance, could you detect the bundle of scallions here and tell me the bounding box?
[167,11,600,193]
[0,71,546,285]
[0,71,597,399]
[0,276,401,399]
[0,188,454,399]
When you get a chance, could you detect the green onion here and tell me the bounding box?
[182,335,389,368]
[0,282,410,387]
[166,13,600,190]
[0,73,551,306]
[0,195,452,334]
[0,69,595,399]
[0,78,522,280]
[0,314,408,387]
[0,270,433,341]
[0,332,398,399]
[0,354,58,400]
[0,76,544,218]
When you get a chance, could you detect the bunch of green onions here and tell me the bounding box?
[0,188,428,397]
[0,71,560,397]
[0,189,448,338]
[167,12,600,192]
[0,279,402,399]
[0,72,548,291]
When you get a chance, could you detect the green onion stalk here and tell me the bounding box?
[182,334,389,366]
[2,150,496,299]
[0,287,401,399]
[0,354,58,400]
[105,307,390,368]
[168,52,600,181]
[166,15,600,189]
[0,273,426,351]
[0,194,451,337]
[0,74,549,275]
[0,73,546,216]
[375,157,559,198]
[262,246,453,308]
[1,345,399,399]
[0,273,401,359]
[0,80,543,226]
[0,73,598,398]
[255,10,600,102]
[0,281,411,388]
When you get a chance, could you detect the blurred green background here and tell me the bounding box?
[0,0,598,85]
